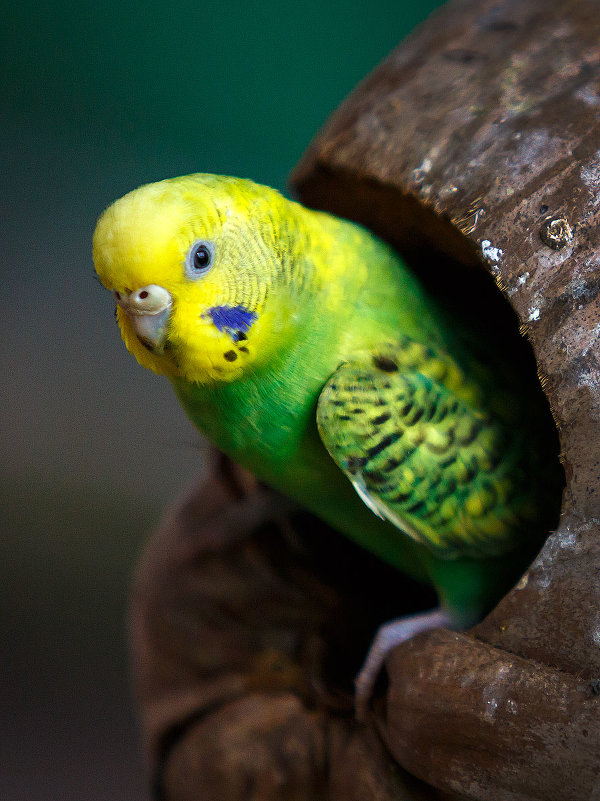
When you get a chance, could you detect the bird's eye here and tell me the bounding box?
[185,240,215,279]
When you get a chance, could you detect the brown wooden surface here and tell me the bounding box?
[131,1,600,799]
[131,459,444,801]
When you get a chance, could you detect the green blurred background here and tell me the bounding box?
[1,1,443,798]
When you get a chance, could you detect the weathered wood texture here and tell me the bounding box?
[291,0,600,797]
[131,1,600,799]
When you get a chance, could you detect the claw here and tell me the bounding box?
[355,607,453,721]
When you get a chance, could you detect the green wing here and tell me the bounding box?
[316,338,540,559]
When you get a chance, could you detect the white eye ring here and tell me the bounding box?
[185,240,215,279]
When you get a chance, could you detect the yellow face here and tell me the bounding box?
[93,174,295,383]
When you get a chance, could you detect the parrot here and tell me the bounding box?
[92,173,561,717]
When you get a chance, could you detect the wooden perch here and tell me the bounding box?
[130,1,600,798]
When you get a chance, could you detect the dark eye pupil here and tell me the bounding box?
[186,240,214,278]
[194,246,210,269]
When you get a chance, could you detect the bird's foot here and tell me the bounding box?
[355,607,453,721]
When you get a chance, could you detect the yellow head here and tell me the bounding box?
[93,174,301,383]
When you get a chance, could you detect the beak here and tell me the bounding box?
[114,284,172,354]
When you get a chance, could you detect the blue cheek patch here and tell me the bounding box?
[207,305,258,341]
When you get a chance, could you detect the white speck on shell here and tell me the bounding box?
[576,365,600,421]
[507,699,518,715]
[575,86,600,107]
[536,572,552,589]
[579,371,600,391]
[559,530,578,550]
[439,184,459,199]
[484,697,498,720]
[581,323,600,358]
[581,150,600,207]
[508,271,531,297]
[481,239,503,263]
[481,664,512,721]
[528,307,541,321]
[568,275,589,299]
[411,157,433,184]
[516,573,529,590]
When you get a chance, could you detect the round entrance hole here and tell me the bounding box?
[285,171,565,705]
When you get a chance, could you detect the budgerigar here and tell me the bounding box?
[93,174,561,716]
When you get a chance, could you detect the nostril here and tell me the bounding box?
[124,284,171,313]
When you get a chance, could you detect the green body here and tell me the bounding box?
[170,203,560,624]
